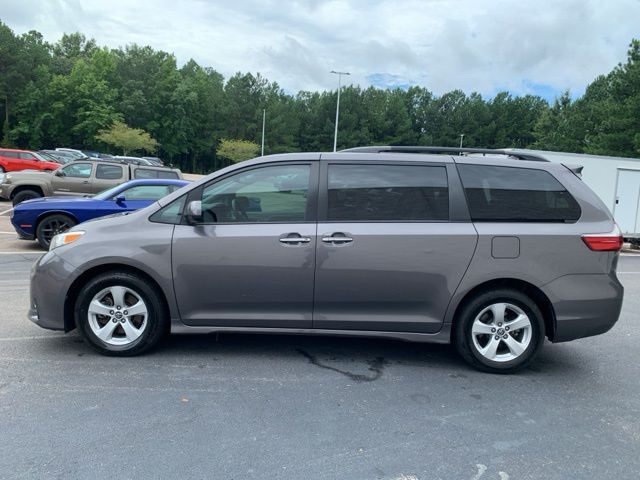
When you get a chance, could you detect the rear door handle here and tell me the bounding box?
[279,233,311,245]
[321,233,353,244]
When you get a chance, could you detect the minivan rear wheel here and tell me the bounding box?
[454,289,545,373]
[75,272,169,356]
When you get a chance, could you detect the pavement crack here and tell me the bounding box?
[296,348,387,382]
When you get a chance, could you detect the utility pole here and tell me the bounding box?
[261,109,266,156]
[331,71,350,152]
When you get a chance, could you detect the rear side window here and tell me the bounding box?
[457,164,581,222]
[96,164,124,180]
[1,151,19,158]
[19,153,36,160]
[134,168,179,179]
[327,164,449,221]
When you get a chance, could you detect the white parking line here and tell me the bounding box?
[0,207,13,215]
[0,251,42,255]
[619,271,640,274]
[0,231,16,234]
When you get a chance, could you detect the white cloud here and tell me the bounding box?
[2,0,639,98]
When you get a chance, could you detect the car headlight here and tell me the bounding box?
[49,231,85,251]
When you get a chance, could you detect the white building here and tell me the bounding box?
[510,149,640,240]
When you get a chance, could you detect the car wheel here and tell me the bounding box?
[454,289,545,374]
[75,271,169,356]
[12,189,43,206]
[0,166,5,173]
[35,214,76,249]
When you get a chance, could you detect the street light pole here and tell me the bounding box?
[261,109,266,156]
[331,70,350,152]
[459,133,465,149]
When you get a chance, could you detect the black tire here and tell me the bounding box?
[454,288,545,374]
[36,213,76,249]
[0,166,5,173]
[75,271,169,356]
[12,189,43,206]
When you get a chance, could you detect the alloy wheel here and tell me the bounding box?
[87,286,148,346]
[471,302,532,362]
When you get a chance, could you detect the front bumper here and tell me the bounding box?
[542,272,624,342]
[28,251,77,331]
[0,183,13,200]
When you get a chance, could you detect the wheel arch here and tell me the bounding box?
[64,263,171,333]
[450,278,557,341]
[10,185,45,199]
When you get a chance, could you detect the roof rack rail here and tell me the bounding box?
[340,146,549,162]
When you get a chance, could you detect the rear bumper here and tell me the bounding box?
[542,273,624,342]
[28,251,76,331]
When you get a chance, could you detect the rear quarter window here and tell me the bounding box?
[457,164,581,222]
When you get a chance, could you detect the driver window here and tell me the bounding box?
[61,162,92,178]
[200,164,310,223]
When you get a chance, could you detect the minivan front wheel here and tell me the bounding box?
[454,289,545,373]
[75,272,168,356]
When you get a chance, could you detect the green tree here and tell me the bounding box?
[216,139,259,163]
[96,121,158,154]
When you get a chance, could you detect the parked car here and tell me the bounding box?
[28,146,624,373]
[11,179,189,249]
[113,156,155,166]
[0,148,61,173]
[39,150,78,164]
[37,151,69,164]
[142,156,165,166]
[54,148,88,160]
[0,159,183,205]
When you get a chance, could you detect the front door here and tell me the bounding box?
[51,162,94,195]
[313,160,477,334]
[172,161,319,328]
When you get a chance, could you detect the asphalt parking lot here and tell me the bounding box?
[0,200,639,479]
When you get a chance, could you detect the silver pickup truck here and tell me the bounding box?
[0,160,182,205]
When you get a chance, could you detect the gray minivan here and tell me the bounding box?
[28,147,624,373]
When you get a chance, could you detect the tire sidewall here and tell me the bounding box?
[456,289,545,373]
[75,273,166,356]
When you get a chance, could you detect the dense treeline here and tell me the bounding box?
[1,21,639,172]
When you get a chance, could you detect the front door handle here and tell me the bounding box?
[279,233,311,245]
[321,233,353,244]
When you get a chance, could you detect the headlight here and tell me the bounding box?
[49,231,85,250]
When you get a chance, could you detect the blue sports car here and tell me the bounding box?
[11,179,189,249]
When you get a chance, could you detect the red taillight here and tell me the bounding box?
[581,234,624,251]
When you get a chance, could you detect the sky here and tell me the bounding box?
[2,0,640,101]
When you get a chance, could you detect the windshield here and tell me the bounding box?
[93,184,124,200]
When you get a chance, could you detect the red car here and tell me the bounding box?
[0,148,60,173]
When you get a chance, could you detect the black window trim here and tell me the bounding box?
[318,159,453,224]
[179,161,320,226]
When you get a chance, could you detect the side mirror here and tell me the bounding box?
[54,170,65,177]
[115,195,126,204]
[185,200,203,225]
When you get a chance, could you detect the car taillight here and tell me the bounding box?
[581,233,624,251]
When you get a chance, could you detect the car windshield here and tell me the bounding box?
[93,184,125,200]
